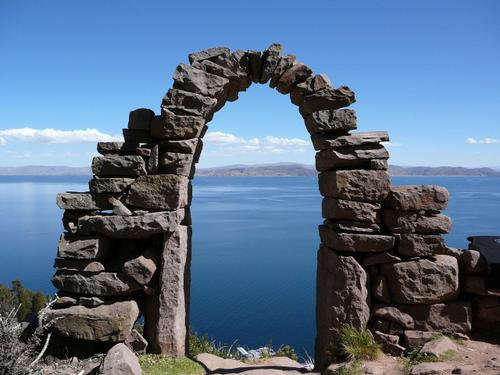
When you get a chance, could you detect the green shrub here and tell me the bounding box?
[188,329,236,358]
[276,344,298,361]
[0,280,48,321]
[337,325,382,361]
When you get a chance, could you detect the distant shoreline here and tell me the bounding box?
[1,163,500,177]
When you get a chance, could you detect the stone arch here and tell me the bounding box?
[49,44,481,370]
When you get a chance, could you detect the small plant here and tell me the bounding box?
[188,329,237,358]
[337,325,382,361]
[276,344,298,361]
[398,346,439,374]
[139,355,204,375]
[329,360,364,375]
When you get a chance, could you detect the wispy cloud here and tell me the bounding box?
[466,137,498,144]
[0,127,120,145]
[204,131,310,155]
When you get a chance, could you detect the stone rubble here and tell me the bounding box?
[46,43,498,373]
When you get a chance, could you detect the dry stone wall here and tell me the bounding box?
[46,43,497,369]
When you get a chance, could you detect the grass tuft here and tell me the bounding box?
[329,360,364,375]
[338,325,382,361]
[139,355,204,375]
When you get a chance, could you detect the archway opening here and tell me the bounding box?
[189,83,319,357]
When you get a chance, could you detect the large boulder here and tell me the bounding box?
[46,301,140,342]
[383,210,452,234]
[78,211,184,239]
[322,198,381,223]
[53,258,105,273]
[315,246,370,369]
[99,343,141,375]
[126,174,190,210]
[92,155,147,177]
[319,170,391,203]
[380,255,459,304]
[57,233,111,259]
[304,109,357,134]
[316,144,389,171]
[52,271,141,296]
[319,227,394,252]
[123,248,158,286]
[373,302,472,333]
[396,234,446,257]
[385,185,449,211]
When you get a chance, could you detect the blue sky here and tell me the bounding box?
[0,0,499,168]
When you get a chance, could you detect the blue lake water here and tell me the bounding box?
[0,175,499,356]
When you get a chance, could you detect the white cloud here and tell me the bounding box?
[204,131,310,155]
[0,127,120,145]
[466,137,498,144]
[382,141,402,147]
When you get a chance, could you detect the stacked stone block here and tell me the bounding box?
[46,43,492,369]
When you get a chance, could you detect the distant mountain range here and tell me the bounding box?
[1,163,499,177]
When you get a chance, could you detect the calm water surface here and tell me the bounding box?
[0,175,499,355]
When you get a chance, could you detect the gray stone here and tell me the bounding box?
[373,331,404,356]
[92,155,147,177]
[128,108,154,131]
[161,88,217,120]
[304,109,357,134]
[99,343,141,375]
[319,170,391,203]
[315,246,370,369]
[259,43,283,84]
[52,271,141,296]
[311,131,390,151]
[108,197,132,216]
[151,110,206,139]
[158,152,195,178]
[462,249,487,275]
[97,142,137,156]
[384,210,452,234]
[269,54,296,88]
[410,362,453,375]
[158,138,201,155]
[56,192,112,211]
[173,63,229,102]
[247,50,262,83]
[371,159,389,170]
[230,50,252,91]
[380,255,459,304]
[53,296,78,308]
[404,330,435,348]
[290,74,332,106]
[316,145,389,171]
[80,296,104,307]
[322,198,381,223]
[126,174,190,210]
[323,220,381,234]
[396,234,446,257]
[420,336,457,357]
[57,233,111,259]
[147,144,159,174]
[373,305,415,329]
[385,185,449,211]
[147,226,191,356]
[54,258,105,273]
[46,301,140,342]
[299,86,356,116]
[78,210,185,239]
[192,59,240,101]
[123,248,158,286]
[188,47,230,64]
[122,128,153,144]
[89,178,135,194]
[319,227,394,252]
[62,210,97,234]
[275,63,313,94]
[373,276,391,303]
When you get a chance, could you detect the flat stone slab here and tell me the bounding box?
[46,300,139,342]
[78,210,184,238]
[92,155,147,177]
[319,226,394,252]
[57,233,111,259]
[311,131,389,150]
[322,198,380,223]
[396,234,446,257]
[384,210,452,234]
[304,109,357,134]
[89,178,135,194]
[316,144,389,171]
[319,170,390,203]
[385,185,449,211]
[52,271,141,296]
[56,192,112,210]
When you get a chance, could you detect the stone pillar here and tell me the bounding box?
[147,225,191,356]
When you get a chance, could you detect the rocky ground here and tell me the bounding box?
[194,338,500,375]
